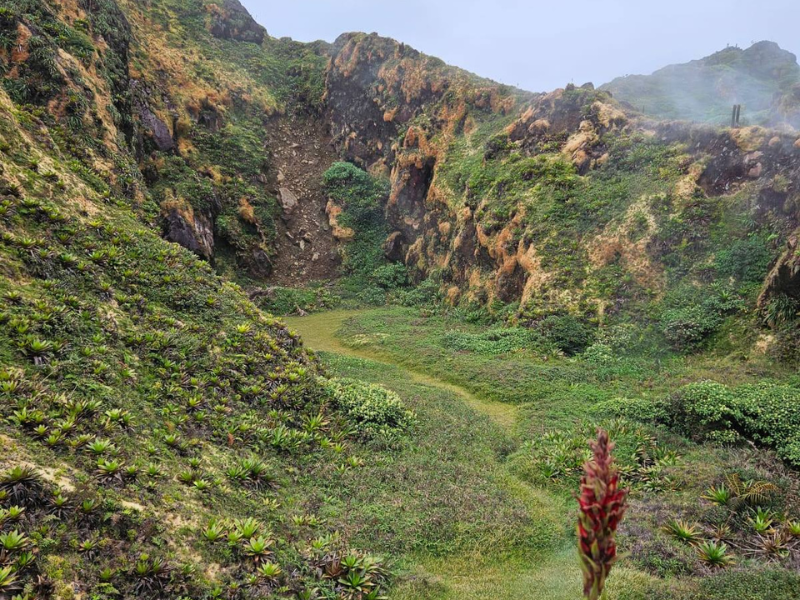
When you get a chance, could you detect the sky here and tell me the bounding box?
[240,0,800,92]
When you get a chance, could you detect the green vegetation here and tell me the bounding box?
[320,378,416,440]
[2,0,800,597]
[0,80,400,600]
[322,162,412,304]
[667,381,800,465]
[0,0,331,279]
[289,306,800,599]
[251,284,341,315]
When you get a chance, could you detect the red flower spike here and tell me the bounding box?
[578,428,629,600]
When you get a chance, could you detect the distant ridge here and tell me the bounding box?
[602,41,800,129]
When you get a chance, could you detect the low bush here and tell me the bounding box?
[661,305,725,351]
[592,397,670,423]
[322,162,396,287]
[771,320,800,361]
[441,327,541,355]
[322,162,389,223]
[667,381,800,465]
[253,286,339,315]
[537,314,595,355]
[714,235,773,284]
[320,378,416,439]
[394,277,442,306]
[372,263,409,290]
[659,285,744,352]
[693,568,800,600]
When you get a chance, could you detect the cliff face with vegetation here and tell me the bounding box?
[5,0,800,342]
[321,34,800,359]
[0,3,406,597]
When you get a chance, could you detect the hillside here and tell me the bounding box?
[0,14,424,596]
[2,1,800,599]
[602,41,800,128]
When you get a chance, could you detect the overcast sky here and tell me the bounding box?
[240,0,799,92]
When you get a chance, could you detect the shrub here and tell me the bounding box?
[694,568,800,600]
[372,263,408,290]
[778,435,800,466]
[320,378,415,439]
[322,162,389,225]
[667,381,800,466]
[322,162,392,280]
[659,284,744,352]
[661,305,723,351]
[729,384,800,442]
[253,286,339,315]
[591,397,669,423]
[538,315,595,356]
[771,321,800,362]
[714,235,773,283]
[582,342,615,364]
[395,277,442,306]
[667,381,739,443]
[763,294,799,329]
[357,285,388,306]
[441,327,540,355]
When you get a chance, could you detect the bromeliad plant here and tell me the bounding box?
[663,519,702,544]
[578,429,628,600]
[696,540,734,567]
[0,466,45,507]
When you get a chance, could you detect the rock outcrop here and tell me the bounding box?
[205,0,266,44]
[162,205,215,261]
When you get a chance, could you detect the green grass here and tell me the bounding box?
[287,306,800,599]
[0,88,408,598]
[287,317,577,598]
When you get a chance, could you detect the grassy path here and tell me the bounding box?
[285,310,517,430]
[285,310,587,599]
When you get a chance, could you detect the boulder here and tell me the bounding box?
[278,187,299,214]
[383,231,406,262]
[139,106,174,152]
[163,208,214,260]
[207,0,266,44]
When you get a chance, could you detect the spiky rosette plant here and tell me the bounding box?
[578,429,629,600]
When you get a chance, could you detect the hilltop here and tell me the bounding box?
[602,41,800,128]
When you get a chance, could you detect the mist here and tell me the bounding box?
[241,0,799,93]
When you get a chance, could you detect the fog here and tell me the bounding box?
[240,0,799,92]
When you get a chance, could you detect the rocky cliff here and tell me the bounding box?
[321,34,800,329]
[4,0,800,340]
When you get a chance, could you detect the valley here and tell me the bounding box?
[286,309,579,600]
[286,306,800,599]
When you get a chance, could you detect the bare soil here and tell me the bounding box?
[265,114,340,285]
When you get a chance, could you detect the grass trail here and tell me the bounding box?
[285,310,517,430]
[285,310,585,599]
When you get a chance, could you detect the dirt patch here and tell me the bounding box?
[265,115,341,284]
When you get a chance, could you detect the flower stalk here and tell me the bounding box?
[578,429,629,600]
